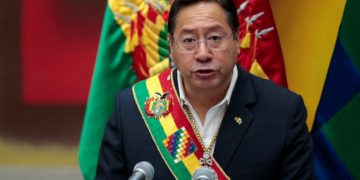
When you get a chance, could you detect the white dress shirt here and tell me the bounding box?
[177,66,238,154]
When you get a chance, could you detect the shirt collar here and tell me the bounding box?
[177,66,238,106]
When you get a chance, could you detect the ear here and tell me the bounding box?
[235,32,240,54]
[168,35,174,50]
[168,34,174,58]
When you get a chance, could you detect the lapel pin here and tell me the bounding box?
[234,116,242,125]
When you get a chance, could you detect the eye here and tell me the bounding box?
[181,37,197,44]
[207,35,223,43]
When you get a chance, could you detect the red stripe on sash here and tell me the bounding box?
[157,70,229,179]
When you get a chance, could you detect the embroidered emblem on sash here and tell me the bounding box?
[163,127,197,163]
[145,92,173,119]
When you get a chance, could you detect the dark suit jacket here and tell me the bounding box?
[96,66,313,179]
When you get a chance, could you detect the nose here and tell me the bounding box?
[194,40,212,62]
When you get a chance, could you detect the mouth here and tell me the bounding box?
[197,69,214,74]
[194,69,216,78]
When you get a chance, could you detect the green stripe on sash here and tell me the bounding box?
[133,78,191,179]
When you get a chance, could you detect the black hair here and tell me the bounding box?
[168,0,239,36]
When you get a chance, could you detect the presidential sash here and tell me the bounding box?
[132,69,229,179]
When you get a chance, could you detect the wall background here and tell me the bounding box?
[0,0,105,178]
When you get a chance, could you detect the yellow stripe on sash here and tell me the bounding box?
[182,154,200,175]
[146,76,177,135]
[145,75,200,174]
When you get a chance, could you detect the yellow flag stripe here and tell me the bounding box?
[271,0,346,129]
[143,16,167,68]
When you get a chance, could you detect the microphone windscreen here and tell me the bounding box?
[192,166,217,180]
[133,161,154,180]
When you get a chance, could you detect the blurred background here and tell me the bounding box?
[2,0,360,179]
[0,0,105,179]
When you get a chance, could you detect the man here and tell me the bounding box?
[96,0,313,179]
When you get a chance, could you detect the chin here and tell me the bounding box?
[192,81,220,90]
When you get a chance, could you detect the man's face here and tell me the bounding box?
[169,2,239,92]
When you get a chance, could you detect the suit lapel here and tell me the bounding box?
[172,67,257,170]
[214,66,256,170]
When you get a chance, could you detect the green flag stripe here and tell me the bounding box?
[79,5,137,180]
[158,27,170,59]
[323,92,360,178]
[159,25,168,40]
[339,0,360,70]
[158,36,169,50]
[326,0,360,177]
[159,45,170,58]
[133,80,191,179]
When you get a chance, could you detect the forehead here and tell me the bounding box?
[173,2,231,35]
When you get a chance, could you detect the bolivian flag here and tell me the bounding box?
[78,1,170,179]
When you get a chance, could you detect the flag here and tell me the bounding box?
[236,0,288,88]
[78,6,136,180]
[312,0,360,178]
[271,0,360,178]
[78,1,170,179]
[270,0,346,129]
[244,0,360,178]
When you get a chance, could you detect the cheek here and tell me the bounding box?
[173,54,191,71]
[222,47,238,62]
[228,45,239,63]
[173,51,192,63]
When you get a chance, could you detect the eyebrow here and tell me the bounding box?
[180,28,196,34]
[179,24,227,34]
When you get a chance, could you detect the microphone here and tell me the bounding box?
[128,161,155,180]
[192,167,217,180]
